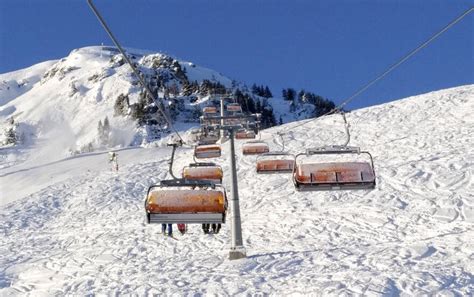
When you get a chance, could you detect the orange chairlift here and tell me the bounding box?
[226,103,242,113]
[182,161,223,184]
[256,133,295,173]
[242,140,269,155]
[235,129,256,139]
[145,143,227,225]
[203,106,218,114]
[194,143,222,159]
[198,131,219,145]
[241,118,269,155]
[292,112,376,191]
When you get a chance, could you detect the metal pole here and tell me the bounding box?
[228,128,246,260]
[219,96,226,143]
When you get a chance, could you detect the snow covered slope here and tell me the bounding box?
[0,46,235,157]
[0,85,473,295]
[0,60,58,106]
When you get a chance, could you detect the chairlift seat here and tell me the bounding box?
[226,104,242,112]
[242,141,269,155]
[256,159,295,173]
[183,165,223,183]
[199,134,219,145]
[203,106,218,114]
[294,162,375,190]
[194,144,221,158]
[145,186,227,224]
[236,130,256,139]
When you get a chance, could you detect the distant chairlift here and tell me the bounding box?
[203,106,218,114]
[194,143,222,159]
[255,133,294,174]
[242,140,269,155]
[235,129,256,140]
[182,162,223,184]
[226,103,242,113]
[256,152,295,173]
[198,132,219,145]
[241,118,268,155]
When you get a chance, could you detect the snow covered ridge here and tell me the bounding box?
[0,84,473,295]
[0,45,329,158]
[0,46,235,155]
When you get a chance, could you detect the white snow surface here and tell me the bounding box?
[1,85,473,295]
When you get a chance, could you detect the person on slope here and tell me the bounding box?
[212,223,221,234]
[177,224,186,235]
[202,223,221,234]
[162,224,173,236]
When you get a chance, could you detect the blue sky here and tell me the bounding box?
[1,0,473,109]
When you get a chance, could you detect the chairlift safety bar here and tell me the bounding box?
[306,145,360,155]
[156,179,217,189]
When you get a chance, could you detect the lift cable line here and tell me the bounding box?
[87,0,185,143]
[280,5,474,133]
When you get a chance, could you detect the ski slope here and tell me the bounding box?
[1,85,473,295]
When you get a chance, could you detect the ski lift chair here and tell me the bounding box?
[145,179,227,224]
[293,145,376,191]
[255,132,294,173]
[235,129,256,140]
[182,162,223,184]
[256,152,295,174]
[226,103,242,113]
[194,144,222,158]
[203,106,218,114]
[242,140,270,155]
[198,133,219,145]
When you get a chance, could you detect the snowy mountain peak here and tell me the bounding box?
[0,46,238,156]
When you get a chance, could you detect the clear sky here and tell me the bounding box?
[1,0,473,110]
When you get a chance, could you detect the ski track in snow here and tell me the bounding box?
[1,86,474,295]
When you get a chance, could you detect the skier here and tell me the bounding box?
[202,223,221,234]
[162,224,173,236]
[212,223,221,234]
[177,224,186,235]
[202,224,210,234]
[108,151,118,171]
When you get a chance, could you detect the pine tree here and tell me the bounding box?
[264,86,272,98]
[287,88,296,101]
[298,90,305,103]
[114,94,129,116]
[251,84,258,95]
[97,120,103,137]
[4,127,16,145]
[103,116,110,132]
[256,100,262,113]
[282,89,288,100]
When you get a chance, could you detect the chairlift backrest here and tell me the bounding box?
[256,152,295,174]
[182,163,223,184]
[242,141,269,155]
[194,144,222,158]
[293,147,376,191]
